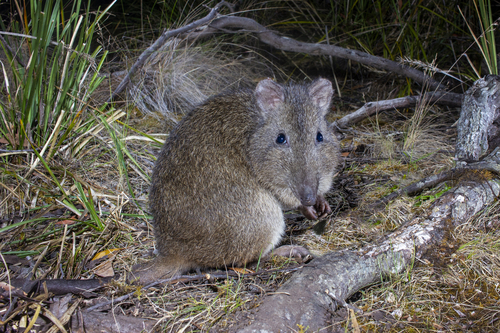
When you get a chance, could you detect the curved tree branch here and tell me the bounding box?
[187,16,444,90]
[110,9,451,101]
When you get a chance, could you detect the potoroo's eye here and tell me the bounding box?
[316,132,323,142]
[276,133,287,144]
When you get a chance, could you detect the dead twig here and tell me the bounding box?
[374,169,463,207]
[85,265,303,312]
[0,34,26,68]
[335,91,463,130]
[10,277,113,297]
[375,148,500,207]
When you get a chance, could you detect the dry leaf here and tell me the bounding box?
[350,308,361,333]
[55,217,78,225]
[91,248,122,261]
[93,259,115,278]
[231,267,254,274]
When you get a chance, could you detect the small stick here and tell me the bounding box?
[85,265,303,312]
[374,148,500,207]
[0,34,26,68]
[335,91,462,130]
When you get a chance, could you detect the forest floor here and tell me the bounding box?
[3,0,500,330]
[2,73,500,333]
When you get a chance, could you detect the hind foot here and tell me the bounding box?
[128,256,182,285]
[272,245,312,264]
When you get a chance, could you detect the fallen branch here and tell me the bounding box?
[334,90,463,130]
[238,149,500,332]
[375,151,500,207]
[374,169,460,207]
[110,6,451,101]
[187,16,444,90]
[10,277,112,298]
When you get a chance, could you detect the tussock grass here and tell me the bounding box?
[0,0,110,152]
[128,38,271,126]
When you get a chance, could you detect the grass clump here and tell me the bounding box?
[128,38,270,127]
[0,0,110,153]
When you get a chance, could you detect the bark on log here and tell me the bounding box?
[71,311,155,333]
[456,74,500,162]
[238,153,500,332]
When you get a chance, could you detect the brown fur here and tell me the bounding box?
[132,78,341,283]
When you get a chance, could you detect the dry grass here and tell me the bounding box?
[127,37,273,127]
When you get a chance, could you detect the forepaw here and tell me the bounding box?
[299,195,331,220]
[315,195,332,218]
[272,245,312,264]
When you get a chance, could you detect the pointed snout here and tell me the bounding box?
[299,185,317,206]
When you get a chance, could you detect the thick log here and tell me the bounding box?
[456,75,500,162]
